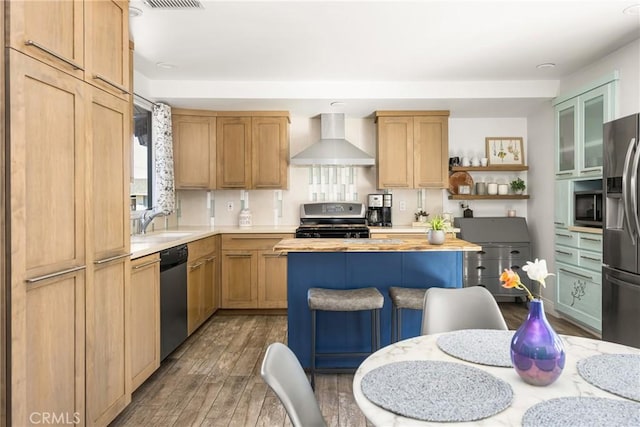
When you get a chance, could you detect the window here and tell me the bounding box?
[131,102,153,211]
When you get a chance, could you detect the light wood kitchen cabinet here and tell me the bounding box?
[375,111,449,189]
[129,254,160,391]
[7,0,131,99]
[86,84,131,426]
[187,236,219,334]
[217,113,290,189]
[8,50,87,426]
[172,110,217,189]
[221,234,291,309]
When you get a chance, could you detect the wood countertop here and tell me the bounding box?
[273,237,481,253]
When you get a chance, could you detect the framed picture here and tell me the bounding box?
[485,137,525,166]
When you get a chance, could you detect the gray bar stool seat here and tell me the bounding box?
[308,287,384,389]
[389,286,428,342]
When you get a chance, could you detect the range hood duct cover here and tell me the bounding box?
[290,113,375,166]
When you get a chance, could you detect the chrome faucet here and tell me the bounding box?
[140,209,165,234]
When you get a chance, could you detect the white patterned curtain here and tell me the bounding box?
[151,103,176,214]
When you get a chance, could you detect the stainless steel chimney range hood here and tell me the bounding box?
[290,113,375,166]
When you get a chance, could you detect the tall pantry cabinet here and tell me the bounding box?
[5,1,131,426]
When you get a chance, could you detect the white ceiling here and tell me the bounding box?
[130,0,640,117]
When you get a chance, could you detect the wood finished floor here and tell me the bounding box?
[110,303,597,427]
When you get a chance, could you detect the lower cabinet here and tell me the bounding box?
[555,230,602,332]
[85,258,131,427]
[129,253,160,391]
[221,234,291,309]
[187,236,220,335]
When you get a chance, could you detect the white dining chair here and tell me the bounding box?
[260,342,327,427]
[421,286,508,335]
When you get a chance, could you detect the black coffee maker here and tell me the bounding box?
[367,194,392,227]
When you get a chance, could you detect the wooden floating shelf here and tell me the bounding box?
[448,195,530,200]
[450,165,529,172]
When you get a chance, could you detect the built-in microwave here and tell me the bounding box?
[574,190,603,228]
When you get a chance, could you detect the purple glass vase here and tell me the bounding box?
[510,299,565,386]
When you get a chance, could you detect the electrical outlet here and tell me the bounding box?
[399,200,406,211]
[226,201,234,211]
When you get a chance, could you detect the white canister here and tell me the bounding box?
[487,183,498,195]
[498,184,509,195]
[239,209,252,227]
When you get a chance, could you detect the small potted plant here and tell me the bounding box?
[427,215,447,245]
[414,210,429,223]
[510,178,526,195]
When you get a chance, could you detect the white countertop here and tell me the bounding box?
[129,224,437,259]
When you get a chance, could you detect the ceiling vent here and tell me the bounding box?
[144,0,203,9]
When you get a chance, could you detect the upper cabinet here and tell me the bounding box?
[172,110,217,190]
[375,111,449,189]
[7,0,130,99]
[218,113,290,189]
[554,82,615,179]
[173,110,290,190]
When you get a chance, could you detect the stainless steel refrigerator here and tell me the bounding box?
[602,112,640,348]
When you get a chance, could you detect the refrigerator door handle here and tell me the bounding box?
[630,138,640,239]
[622,137,636,244]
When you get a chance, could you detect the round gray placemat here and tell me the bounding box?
[576,353,640,402]
[436,329,514,367]
[522,397,640,427]
[360,360,513,422]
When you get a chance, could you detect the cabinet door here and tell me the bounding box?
[8,49,87,426]
[377,116,413,188]
[217,117,252,188]
[130,254,160,391]
[86,258,131,426]
[555,99,577,177]
[173,115,217,189]
[554,179,572,228]
[7,0,84,79]
[187,260,206,335]
[88,86,130,260]
[252,116,289,189]
[580,85,610,174]
[221,251,257,308]
[556,263,602,332]
[22,272,86,427]
[258,251,287,308]
[414,115,448,188]
[84,0,130,98]
[203,252,219,316]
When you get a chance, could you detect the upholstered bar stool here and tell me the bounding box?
[389,287,428,342]
[307,287,384,389]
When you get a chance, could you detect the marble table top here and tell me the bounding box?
[353,333,640,426]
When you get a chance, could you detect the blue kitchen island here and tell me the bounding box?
[273,237,482,369]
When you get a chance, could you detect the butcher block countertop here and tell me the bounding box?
[273,237,481,253]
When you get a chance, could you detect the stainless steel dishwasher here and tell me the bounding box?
[160,244,188,360]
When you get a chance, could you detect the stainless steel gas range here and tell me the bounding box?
[295,202,370,238]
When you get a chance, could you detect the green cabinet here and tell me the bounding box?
[554,180,572,229]
[554,83,615,179]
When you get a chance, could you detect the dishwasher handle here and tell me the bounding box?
[160,244,188,270]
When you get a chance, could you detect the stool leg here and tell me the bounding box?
[391,303,397,343]
[397,307,403,343]
[310,309,317,390]
[375,309,381,350]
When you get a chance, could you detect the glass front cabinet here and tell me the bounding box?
[554,82,615,179]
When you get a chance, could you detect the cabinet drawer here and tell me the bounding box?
[466,245,530,261]
[577,233,602,252]
[577,249,602,271]
[555,229,578,247]
[463,259,528,279]
[554,245,578,265]
[556,263,601,331]
[222,233,292,250]
[188,236,216,261]
[463,278,525,297]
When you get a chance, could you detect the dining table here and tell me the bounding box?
[353,330,640,426]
